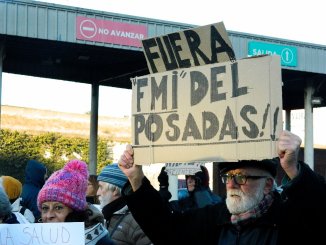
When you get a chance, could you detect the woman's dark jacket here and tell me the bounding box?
[21,160,47,220]
[123,162,326,245]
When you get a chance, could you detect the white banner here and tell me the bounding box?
[0,222,84,245]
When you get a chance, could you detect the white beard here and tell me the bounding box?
[226,186,265,215]
[98,191,114,209]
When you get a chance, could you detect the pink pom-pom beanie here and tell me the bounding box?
[37,159,89,211]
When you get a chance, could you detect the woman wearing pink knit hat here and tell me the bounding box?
[37,159,115,245]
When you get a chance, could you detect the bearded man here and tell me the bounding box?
[118,130,326,245]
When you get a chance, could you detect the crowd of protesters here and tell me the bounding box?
[1,130,325,245]
[0,159,152,245]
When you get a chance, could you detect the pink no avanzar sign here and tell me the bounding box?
[76,16,148,47]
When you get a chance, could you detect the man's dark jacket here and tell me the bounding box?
[123,162,326,245]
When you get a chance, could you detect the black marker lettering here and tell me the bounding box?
[182,113,202,140]
[151,75,168,110]
[134,115,146,145]
[190,71,208,106]
[202,111,219,140]
[136,78,148,112]
[211,66,227,102]
[145,114,163,142]
[241,105,259,138]
[168,32,191,68]
[184,29,210,66]
[219,106,238,140]
[165,113,180,141]
[142,38,159,73]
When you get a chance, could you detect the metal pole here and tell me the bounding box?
[0,43,4,129]
[304,81,314,170]
[89,83,99,174]
[285,109,291,131]
[168,174,178,201]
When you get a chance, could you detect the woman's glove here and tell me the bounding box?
[158,167,169,188]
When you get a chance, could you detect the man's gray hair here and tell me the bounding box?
[107,183,123,196]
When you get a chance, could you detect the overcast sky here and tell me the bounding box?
[1,0,325,118]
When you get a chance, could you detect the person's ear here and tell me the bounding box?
[263,178,274,194]
[113,187,121,197]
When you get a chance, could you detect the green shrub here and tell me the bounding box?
[0,129,113,183]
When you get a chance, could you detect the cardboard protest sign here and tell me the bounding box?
[131,55,282,165]
[0,222,84,245]
[142,22,235,74]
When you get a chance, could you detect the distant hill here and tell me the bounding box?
[0,105,131,142]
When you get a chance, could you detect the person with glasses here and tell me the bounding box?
[117,130,326,244]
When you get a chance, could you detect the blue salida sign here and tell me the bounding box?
[248,41,297,67]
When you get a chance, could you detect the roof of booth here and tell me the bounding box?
[1,0,326,110]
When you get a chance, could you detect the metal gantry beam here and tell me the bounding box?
[89,83,99,174]
[0,42,4,129]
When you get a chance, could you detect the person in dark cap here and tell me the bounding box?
[97,163,153,245]
[158,165,222,212]
[118,130,326,245]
